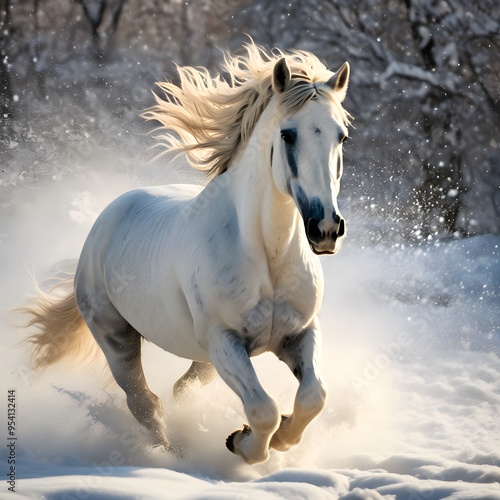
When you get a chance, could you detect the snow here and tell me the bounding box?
[0,161,499,499]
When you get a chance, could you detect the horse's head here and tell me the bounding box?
[270,58,350,255]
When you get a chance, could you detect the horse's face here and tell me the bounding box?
[271,59,350,255]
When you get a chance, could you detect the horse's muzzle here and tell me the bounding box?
[306,216,346,255]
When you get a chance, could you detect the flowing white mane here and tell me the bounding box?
[143,42,350,178]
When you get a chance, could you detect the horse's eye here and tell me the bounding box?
[339,133,348,144]
[281,129,297,146]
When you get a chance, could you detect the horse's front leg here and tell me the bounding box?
[271,318,327,451]
[208,329,280,464]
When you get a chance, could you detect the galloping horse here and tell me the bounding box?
[24,43,351,464]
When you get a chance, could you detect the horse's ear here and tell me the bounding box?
[327,62,350,102]
[272,57,291,94]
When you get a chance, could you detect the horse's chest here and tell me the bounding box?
[240,298,309,354]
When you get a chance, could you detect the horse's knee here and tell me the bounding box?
[297,378,327,416]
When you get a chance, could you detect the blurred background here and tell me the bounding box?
[0,0,499,242]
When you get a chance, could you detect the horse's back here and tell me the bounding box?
[77,183,203,273]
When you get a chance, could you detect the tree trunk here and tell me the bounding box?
[0,0,13,147]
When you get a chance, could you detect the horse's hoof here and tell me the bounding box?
[226,431,236,453]
[226,424,251,454]
[270,414,296,451]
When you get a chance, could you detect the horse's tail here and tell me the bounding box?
[19,273,95,371]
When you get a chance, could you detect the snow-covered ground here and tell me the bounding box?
[0,158,499,499]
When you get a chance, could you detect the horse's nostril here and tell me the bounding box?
[306,218,323,243]
[337,218,346,237]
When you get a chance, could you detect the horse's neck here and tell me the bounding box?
[236,172,300,261]
[227,123,303,268]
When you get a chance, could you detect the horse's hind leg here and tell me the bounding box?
[173,361,216,403]
[77,294,169,449]
[105,326,169,449]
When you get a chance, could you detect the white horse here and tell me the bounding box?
[24,43,351,465]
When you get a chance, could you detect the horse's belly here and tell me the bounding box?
[145,324,210,362]
[114,289,210,363]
